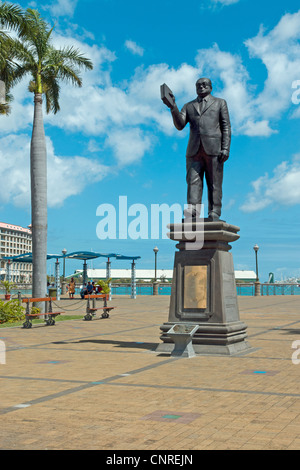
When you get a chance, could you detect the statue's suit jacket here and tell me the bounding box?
[171,94,231,158]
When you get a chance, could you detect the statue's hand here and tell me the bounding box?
[166,93,176,110]
[218,150,229,163]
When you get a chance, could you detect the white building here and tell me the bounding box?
[234,270,257,282]
[71,268,257,282]
[72,268,173,281]
[0,222,32,282]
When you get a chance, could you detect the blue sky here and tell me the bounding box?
[1,0,300,281]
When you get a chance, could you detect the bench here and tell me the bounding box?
[22,297,63,329]
[83,294,115,320]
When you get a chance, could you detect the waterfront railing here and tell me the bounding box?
[236,283,300,296]
[1,282,300,297]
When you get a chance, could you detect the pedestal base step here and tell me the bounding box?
[156,321,254,356]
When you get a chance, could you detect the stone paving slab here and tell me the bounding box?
[0,294,300,450]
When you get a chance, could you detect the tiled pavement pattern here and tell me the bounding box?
[0,294,300,450]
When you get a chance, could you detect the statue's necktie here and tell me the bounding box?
[199,99,205,113]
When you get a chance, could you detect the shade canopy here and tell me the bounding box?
[3,253,61,263]
[115,254,141,261]
[65,251,115,260]
[63,251,140,261]
[3,251,141,263]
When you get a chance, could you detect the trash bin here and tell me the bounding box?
[49,287,57,298]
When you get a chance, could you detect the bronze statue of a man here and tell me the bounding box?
[162,78,231,221]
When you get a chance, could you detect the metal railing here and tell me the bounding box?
[2,282,300,297]
[0,283,32,297]
[111,283,172,296]
[261,283,300,296]
[236,283,255,296]
[236,283,300,296]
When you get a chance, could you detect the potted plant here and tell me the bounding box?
[95,279,111,294]
[0,280,16,300]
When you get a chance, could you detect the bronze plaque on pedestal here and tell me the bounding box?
[183,265,207,309]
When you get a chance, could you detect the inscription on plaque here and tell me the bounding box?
[183,265,207,309]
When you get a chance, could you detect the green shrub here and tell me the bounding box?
[30,306,40,315]
[0,299,25,324]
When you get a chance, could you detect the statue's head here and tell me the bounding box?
[196,78,212,98]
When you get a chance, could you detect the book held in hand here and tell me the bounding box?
[160,83,175,108]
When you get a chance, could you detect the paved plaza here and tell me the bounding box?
[0,294,300,450]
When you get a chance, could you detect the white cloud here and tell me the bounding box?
[105,128,153,166]
[240,157,300,212]
[45,0,79,18]
[211,0,240,4]
[196,45,254,130]
[193,10,300,135]
[51,32,117,87]
[0,79,34,133]
[245,11,300,120]
[88,139,101,153]
[0,134,109,208]
[224,198,236,210]
[125,40,144,56]
[195,44,278,136]
[241,120,277,137]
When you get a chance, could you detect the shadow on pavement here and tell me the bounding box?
[52,338,159,351]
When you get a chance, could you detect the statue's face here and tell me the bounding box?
[196,79,212,97]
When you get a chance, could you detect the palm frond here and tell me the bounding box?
[0,2,25,31]
[41,45,93,91]
[44,60,83,87]
[21,9,52,60]
[0,36,36,90]
[58,45,93,70]
[43,75,60,114]
[0,89,13,115]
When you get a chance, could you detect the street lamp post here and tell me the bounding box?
[62,248,67,279]
[253,244,260,296]
[61,248,67,295]
[131,259,136,299]
[153,246,159,295]
[55,257,60,301]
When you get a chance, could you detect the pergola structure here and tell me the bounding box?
[3,251,141,300]
[64,251,140,300]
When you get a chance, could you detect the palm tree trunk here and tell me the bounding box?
[0,80,5,104]
[31,92,47,310]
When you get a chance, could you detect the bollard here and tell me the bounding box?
[254,281,261,296]
[153,281,159,295]
[61,281,67,295]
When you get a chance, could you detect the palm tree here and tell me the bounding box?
[1,6,93,303]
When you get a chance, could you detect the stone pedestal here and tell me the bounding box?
[156,218,252,356]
